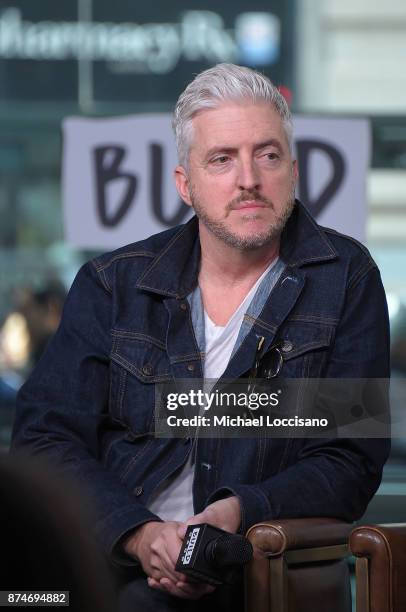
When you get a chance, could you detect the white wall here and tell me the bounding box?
[296,0,406,296]
[297,0,406,112]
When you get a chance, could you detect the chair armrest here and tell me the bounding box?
[245,519,353,612]
[246,518,353,558]
[350,524,406,612]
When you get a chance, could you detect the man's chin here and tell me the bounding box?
[194,197,295,251]
[212,227,282,251]
[231,234,281,251]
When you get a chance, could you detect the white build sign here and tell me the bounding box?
[62,114,370,250]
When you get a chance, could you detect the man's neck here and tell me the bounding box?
[197,224,280,326]
[198,224,280,290]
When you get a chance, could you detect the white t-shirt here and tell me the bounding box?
[147,260,277,521]
[203,262,274,381]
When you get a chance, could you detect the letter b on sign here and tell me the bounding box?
[94,145,137,227]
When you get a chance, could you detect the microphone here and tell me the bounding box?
[175,523,253,585]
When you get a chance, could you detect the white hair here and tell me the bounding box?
[172,63,293,168]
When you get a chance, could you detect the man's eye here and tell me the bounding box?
[212,155,230,164]
[265,152,279,161]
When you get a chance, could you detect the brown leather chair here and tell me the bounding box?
[350,524,406,612]
[245,518,353,612]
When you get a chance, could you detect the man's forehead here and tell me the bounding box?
[190,101,288,151]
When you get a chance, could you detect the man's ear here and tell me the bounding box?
[292,159,299,190]
[174,165,192,207]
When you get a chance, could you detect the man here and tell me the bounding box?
[12,64,390,611]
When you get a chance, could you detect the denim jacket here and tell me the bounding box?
[12,201,390,559]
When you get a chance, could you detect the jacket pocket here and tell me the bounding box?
[269,321,335,378]
[109,333,172,434]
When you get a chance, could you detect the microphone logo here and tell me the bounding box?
[181,527,200,565]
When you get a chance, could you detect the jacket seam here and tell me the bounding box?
[95,503,153,531]
[119,438,155,482]
[111,330,167,350]
[90,259,112,294]
[283,339,332,361]
[170,353,203,363]
[118,368,127,422]
[255,438,267,482]
[323,227,375,261]
[287,205,338,264]
[93,251,156,273]
[244,314,278,333]
[186,295,204,376]
[101,268,112,294]
[213,439,222,489]
[288,253,336,267]
[137,224,191,289]
[348,261,377,292]
[110,353,172,382]
[286,315,339,325]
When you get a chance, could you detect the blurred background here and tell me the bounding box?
[0,0,405,524]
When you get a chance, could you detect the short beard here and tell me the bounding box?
[190,189,295,251]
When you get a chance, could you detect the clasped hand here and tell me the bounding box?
[123,497,241,600]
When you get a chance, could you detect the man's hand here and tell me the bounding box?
[123,521,184,582]
[146,576,215,600]
[123,521,215,600]
[178,496,242,539]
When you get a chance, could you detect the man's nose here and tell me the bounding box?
[237,158,260,191]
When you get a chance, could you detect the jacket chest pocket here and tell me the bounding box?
[109,335,172,435]
[263,322,335,378]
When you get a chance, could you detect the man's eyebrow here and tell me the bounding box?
[204,139,284,159]
[254,139,283,152]
[204,146,237,159]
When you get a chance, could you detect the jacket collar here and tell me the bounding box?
[136,200,338,298]
[280,200,338,267]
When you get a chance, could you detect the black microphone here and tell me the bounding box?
[175,523,253,585]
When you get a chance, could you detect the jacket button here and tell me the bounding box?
[187,363,195,372]
[142,364,153,376]
[281,340,293,352]
[134,486,143,497]
[180,303,188,311]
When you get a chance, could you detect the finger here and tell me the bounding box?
[177,523,188,539]
[175,581,216,599]
[200,506,217,525]
[149,553,172,581]
[184,512,205,526]
[164,534,186,572]
[158,542,187,582]
[149,555,185,584]
[150,539,184,583]
[147,577,162,590]
[158,577,192,599]
[160,553,187,583]
[148,576,186,599]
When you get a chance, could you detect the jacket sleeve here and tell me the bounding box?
[207,263,391,533]
[11,261,160,559]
